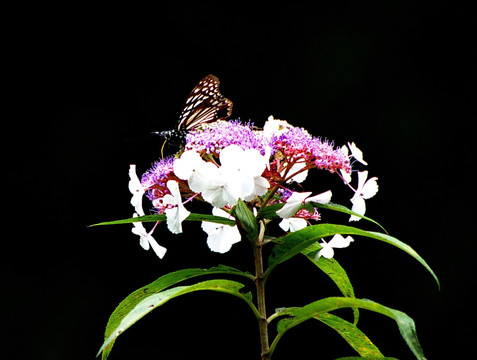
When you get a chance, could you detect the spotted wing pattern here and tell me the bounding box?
[177,74,233,131]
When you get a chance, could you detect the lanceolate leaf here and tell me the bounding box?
[301,243,359,324]
[266,223,439,289]
[312,202,387,233]
[257,201,386,232]
[315,313,383,357]
[335,357,398,360]
[257,203,283,220]
[301,243,355,299]
[271,297,426,360]
[98,267,255,359]
[232,199,258,241]
[90,213,235,227]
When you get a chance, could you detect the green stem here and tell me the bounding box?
[254,221,270,360]
[260,184,280,209]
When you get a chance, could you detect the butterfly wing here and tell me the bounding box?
[178,74,233,131]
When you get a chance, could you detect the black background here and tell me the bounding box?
[6,3,474,359]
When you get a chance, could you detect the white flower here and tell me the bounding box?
[244,176,270,201]
[262,115,294,139]
[338,146,352,184]
[340,168,352,185]
[173,150,219,193]
[203,145,269,208]
[276,192,310,218]
[282,161,308,183]
[315,234,354,260]
[279,217,308,232]
[201,208,241,253]
[128,164,145,216]
[162,180,191,234]
[276,190,332,219]
[349,171,379,221]
[173,146,269,208]
[348,142,368,166]
[131,214,167,259]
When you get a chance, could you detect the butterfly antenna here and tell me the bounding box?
[161,139,167,159]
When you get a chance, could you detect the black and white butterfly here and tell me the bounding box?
[153,74,233,145]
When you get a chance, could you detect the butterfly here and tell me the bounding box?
[153,74,233,146]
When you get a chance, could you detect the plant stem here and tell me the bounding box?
[254,221,270,360]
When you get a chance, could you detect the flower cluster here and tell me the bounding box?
[184,120,266,156]
[128,116,378,258]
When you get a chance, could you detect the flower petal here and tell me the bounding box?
[315,241,335,260]
[306,190,332,204]
[219,144,244,166]
[348,142,368,165]
[173,150,202,180]
[128,164,145,215]
[243,176,270,201]
[350,196,366,221]
[276,191,312,218]
[188,161,220,193]
[242,148,267,176]
[164,180,191,234]
[201,208,241,253]
[283,162,308,183]
[147,235,167,259]
[361,176,379,199]
[131,222,150,250]
[279,217,307,232]
[131,215,167,258]
[328,234,354,248]
[353,171,368,197]
[202,186,229,208]
[340,169,352,184]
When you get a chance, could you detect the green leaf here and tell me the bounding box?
[266,223,338,276]
[266,223,439,289]
[316,313,383,357]
[312,202,387,233]
[232,199,258,241]
[257,203,283,220]
[90,213,235,227]
[271,297,426,360]
[301,243,355,299]
[98,267,255,359]
[99,279,257,359]
[335,357,398,360]
[365,230,439,289]
[257,201,386,233]
[301,243,359,324]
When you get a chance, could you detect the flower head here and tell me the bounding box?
[185,120,266,155]
[130,116,378,258]
[141,156,176,204]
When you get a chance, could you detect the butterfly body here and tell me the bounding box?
[153,74,233,146]
[154,129,188,145]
